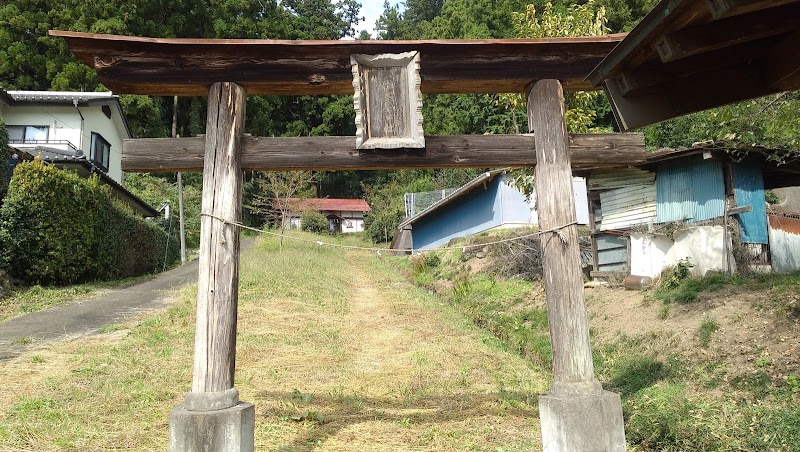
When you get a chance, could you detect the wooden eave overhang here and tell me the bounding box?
[49,31,625,96]
[587,0,800,131]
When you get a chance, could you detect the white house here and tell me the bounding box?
[283,198,371,233]
[1,89,129,183]
[1,88,157,216]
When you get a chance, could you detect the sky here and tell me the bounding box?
[358,0,391,38]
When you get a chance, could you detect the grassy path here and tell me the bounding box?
[0,235,548,450]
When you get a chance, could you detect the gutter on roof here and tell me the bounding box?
[5,90,133,139]
[397,169,506,229]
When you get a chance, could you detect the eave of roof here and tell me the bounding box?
[288,198,371,212]
[398,169,506,229]
[641,141,800,189]
[587,0,800,131]
[49,31,625,96]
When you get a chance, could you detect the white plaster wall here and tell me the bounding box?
[2,104,125,182]
[630,226,735,278]
[630,233,673,278]
[80,107,124,182]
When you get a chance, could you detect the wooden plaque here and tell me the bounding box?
[351,51,424,150]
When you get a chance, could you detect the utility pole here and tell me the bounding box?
[173,96,187,264]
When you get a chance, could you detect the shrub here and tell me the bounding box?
[0,118,10,199]
[300,210,328,233]
[0,160,179,285]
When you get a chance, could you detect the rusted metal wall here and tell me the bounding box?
[769,214,800,273]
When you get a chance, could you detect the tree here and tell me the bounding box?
[643,92,800,153]
[248,171,314,251]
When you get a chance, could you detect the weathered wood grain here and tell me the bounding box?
[122,133,645,172]
[351,52,424,149]
[528,80,600,394]
[49,31,624,95]
[654,3,800,63]
[192,82,246,395]
[706,0,800,19]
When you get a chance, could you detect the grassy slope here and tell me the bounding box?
[407,242,800,451]
[0,233,549,450]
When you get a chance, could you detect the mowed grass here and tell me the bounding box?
[0,232,549,450]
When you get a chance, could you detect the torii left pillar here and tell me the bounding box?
[169,82,255,451]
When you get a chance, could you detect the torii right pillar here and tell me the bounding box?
[527,79,626,451]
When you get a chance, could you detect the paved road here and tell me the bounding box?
[0,238,255,360]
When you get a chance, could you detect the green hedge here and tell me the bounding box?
[0,118,10,199]
[0,159,179,285]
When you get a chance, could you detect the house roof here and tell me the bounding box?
[641,141,800,189]
[588,0,800,131]
[13,149,159,217]
[49,31,625,95]
[398,169,506,229]
[288,198,371,213]
[2,88,133,138]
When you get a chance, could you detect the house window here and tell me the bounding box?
[90,132,111,172]
[7,125,49,143]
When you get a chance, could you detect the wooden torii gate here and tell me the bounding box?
[53,31,642,451]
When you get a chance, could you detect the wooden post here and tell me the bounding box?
[528,79,625,451]
[527,80,599,393]
[192,81,246,396]
[170,82,254,451]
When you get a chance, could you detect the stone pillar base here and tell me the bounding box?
[539,390,626,452]
[170,402,255,452]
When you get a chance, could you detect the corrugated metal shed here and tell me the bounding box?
[599,184,657,231]
[589,168,655,190]
[656,157,724,223]
[732,162,768,244]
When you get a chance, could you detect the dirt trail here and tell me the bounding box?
[236,252,549,451]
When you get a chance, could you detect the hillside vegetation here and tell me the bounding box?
[403,229,800,450]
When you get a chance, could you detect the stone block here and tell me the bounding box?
[539,390,626,452]
[170,402,255,452]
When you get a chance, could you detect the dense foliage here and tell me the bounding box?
[3,0,797,245]
[300,210,328,233]
[0,160,179,285]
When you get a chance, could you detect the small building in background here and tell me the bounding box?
[394,170,589,253]
[586,143,800,277]
[1,88,156,217]
[1,89,129,183]
[284,198,371,233]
